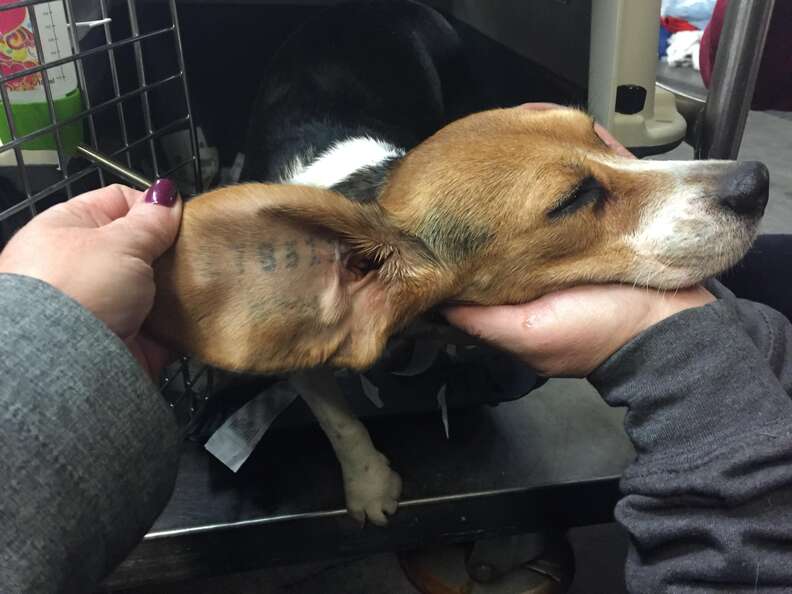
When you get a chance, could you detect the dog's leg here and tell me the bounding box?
[290,368,402,526]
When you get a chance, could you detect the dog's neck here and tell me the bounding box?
[282,137,404,202]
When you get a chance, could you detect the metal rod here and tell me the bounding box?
[169,0,203,192]
[76,144,153,189]
[127,0,159,177]
[697,0,775,159]
[27,3,71,197]
[99,0,132,169]
[0,27,173,86]
[0,74,181,154]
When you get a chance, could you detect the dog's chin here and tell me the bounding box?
[629,236,756,290]
[626,218,759,290]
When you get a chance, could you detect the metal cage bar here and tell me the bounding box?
[0,0,213,416]
[0,26,172,85]
[126,0,159,178]
[169,0,202,192]
[696,0,776,160]
[0,114,191,220]
[0,74,181,154]
[1,0,58,11]
[99,0,133,169]
[63,0,104,186]
[0,0,200,218]
[26,4,71,198]
[0,84,34,204]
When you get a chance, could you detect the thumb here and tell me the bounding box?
[108,178,183,263]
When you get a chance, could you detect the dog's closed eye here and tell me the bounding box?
[548,176,607,219]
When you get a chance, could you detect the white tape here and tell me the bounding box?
[205,382,298,472]
[437,384,449,440]
[360,374,384,408]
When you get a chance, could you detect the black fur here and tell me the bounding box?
[416,209,493,261]
[330,156,400,203]
[240,0,473,202]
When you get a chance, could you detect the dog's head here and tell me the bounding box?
[381,107,768,304]
[147,107,768,373]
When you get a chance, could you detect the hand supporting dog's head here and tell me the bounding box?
[147,107,768,374]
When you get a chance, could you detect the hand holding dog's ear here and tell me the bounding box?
[444,284,715,377]
[0,182,182,379]
[145,183,437,374]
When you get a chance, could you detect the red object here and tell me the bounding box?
[0,1,26,34]
[700,0,792,111]
[661,16,699,34]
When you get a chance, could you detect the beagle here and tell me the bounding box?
[145,1,769,525]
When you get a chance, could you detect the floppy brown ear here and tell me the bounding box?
[145,183,444,374]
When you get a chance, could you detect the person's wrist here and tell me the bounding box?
[639,285,716,337]
[579,285,716,377]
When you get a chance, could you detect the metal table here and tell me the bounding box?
[104,380,633,589]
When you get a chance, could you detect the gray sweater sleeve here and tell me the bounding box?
[590,280,792,593]
[0,274,181,594]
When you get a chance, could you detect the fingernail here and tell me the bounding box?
[144,178,177,207]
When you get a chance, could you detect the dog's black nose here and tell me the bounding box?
[719,161,769,216]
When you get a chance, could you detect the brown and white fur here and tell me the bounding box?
[146,106,768,523]
[145,4,769,525]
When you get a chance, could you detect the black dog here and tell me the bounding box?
[241,0,473,200]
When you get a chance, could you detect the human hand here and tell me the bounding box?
[445,285,715,377]
[518,102,636,158]
[0,181,181,379]
[444,103,714,377]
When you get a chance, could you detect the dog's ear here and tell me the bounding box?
[146,183,442,374]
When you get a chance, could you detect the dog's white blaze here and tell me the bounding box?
[589,155,733,174]
[591,155,758,286]
[593,156,715,261]
[626,183,721,285]
[628,185,709,255]
[284,137,405,188]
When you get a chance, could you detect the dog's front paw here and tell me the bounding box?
[343,451,402,526]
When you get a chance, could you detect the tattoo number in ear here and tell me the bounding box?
[258,242,277,272]
[284,240,299,269]
[305,237,322,266]
[248,237,334,273]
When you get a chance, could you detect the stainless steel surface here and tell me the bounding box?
[655,61,707,148]
[105,380,633,589]
[75,144,153,189]
[697,0,775,159]
[655,61,707,105]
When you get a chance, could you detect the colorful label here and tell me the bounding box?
[0,2,43,92]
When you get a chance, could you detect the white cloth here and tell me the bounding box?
[666,30,704,70]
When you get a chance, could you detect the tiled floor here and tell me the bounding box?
[124,110,792,594]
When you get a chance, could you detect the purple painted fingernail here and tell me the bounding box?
[144,178,177,207]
